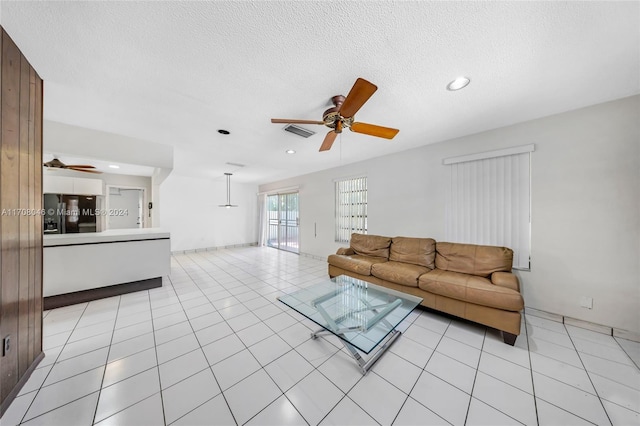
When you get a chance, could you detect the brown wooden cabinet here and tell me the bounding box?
[0,27,44,417]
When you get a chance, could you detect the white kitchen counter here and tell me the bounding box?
[44,228,170,246]
[43,228,171,304]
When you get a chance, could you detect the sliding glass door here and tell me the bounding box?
[267,192,299,253]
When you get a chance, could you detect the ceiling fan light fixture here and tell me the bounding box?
[447,76,471,91]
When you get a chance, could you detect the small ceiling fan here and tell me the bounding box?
[43,158,102,174]
[271,78,399,152]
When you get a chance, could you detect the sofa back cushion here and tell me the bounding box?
[435,242,513,277]
[350,233,391,259]
[389,237,436,269]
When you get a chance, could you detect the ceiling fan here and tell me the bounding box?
[43,158,102,174]
[271,78,399,152]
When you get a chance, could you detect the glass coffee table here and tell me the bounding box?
[278,275,422,374]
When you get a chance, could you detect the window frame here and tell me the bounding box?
[334,176,368,243]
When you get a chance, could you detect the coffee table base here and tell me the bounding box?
[311,328,402,375]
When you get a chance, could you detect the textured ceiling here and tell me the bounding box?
[2,1,639,184]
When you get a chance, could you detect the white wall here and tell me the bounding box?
[259,95,640,334]
[159,174,258,252]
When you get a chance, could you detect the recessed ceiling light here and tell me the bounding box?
[109,165,120,169]
[286,149,296,154]
[218,129,230,135]
[446,76,471,91]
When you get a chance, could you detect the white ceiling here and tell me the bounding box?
[2,1,638,184]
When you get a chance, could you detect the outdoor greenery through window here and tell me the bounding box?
[335,176,367,243]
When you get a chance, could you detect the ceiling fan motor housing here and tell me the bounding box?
[322,95,353,131]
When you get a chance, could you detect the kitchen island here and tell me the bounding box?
[44,228,170,309]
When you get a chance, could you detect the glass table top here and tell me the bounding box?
[277,275,422,354]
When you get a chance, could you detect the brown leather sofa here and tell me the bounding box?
[327,233,524,345]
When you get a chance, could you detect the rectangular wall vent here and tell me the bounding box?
[283,124,316,138]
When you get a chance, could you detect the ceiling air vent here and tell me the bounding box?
[283,124,316,138]
[225,162,245,168]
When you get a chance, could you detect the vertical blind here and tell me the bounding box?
[335,176,367,243]
[445,151,531,269]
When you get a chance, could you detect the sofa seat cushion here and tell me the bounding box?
[371,261,430,287]
[419,269,524,311]
[390,237,436,269]
[435,242,513,278]
[350,233,391,259]
[328,254,387,276]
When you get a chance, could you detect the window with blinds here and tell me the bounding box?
[444,145,533,270]
[335,176,367,243]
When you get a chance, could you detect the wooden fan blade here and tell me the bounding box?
[68,167,102,174]
[271,119,325,125]
[319,131,338,152]
[350,122,399,139]
[339,78,378,118]
[65,165,96,169]
[44,158,65,168]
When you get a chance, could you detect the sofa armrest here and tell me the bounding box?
[491,272,520,292]
[336,247,355,255]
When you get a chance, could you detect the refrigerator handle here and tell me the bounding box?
[59,202,66,234]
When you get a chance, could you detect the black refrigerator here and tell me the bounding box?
[43,194,97,234]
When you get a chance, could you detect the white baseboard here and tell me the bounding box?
[564,317,612,335]
[613,328,640,343]
[525,306,640,343]
[524,307,563,323]
[172,242,258,255]
[299,252,326,261]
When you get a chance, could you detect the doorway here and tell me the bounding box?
[267,192,299,253]
[107,186,145,229]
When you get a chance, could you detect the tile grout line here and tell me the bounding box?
[90,295,123,425]
[146,284,169,426]
[192,250,345,426]
[529,323,637,369]
[173,252,242,426]
[191,249,323,426]
[523,314,540,426]
[149,249,326,425]
[17,302,90,425]
[390,316,452,426]
[562,320,614,426]
[613,337,640,370]
[462,327,487,425]
[348,311,427,426]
